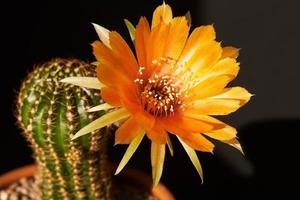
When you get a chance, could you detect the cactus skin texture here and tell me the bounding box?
[17,58,112,200]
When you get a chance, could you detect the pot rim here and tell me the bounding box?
[0,164,175,200]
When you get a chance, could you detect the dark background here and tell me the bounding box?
[1,0,299,199]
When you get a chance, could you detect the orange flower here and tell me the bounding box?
[61,3,252,186]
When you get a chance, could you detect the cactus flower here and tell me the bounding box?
[61,3,252,186]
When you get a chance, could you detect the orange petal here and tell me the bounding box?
[177,116,217,133]
[161,115,216,152]
[135,17,151,69]
[146,121,167,144]
[160,119,187,137]
[162,114,224,135]
[93,40,114,64]
[145,21,170,77]
[186,99,241,116]
[186,87,252,115]
[93,41,135,84]
[178,25,216,64]
[222,46,240,59]
[115,117,143,144]
[118,87,141,114]
[179,134,214,152]
[153,17,190,76]
[152,3,172,28]
[185,75,233,101]
[150,21,170,61]
[101,87,121,107]
[133,110,155,131]
[204,125,237,141]
[96,63,132,89]
[163,17,189,61]
[109,32,139,80]
[199,58,240,83]
[175,41,222,80]
[97,64,139,110]
[212,87,252,103]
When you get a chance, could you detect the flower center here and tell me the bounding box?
[140,75,182,117]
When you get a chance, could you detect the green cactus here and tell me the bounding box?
[17,58,112,200]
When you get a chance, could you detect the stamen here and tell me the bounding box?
[134,57,189,117]
[140,74,183,117]
[138,66,145,75]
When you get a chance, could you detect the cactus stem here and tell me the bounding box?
[17,58,112,200]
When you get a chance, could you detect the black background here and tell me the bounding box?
[1,0,299,199]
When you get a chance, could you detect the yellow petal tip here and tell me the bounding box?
[59,77,103,89]
[71,134,80,140]
[92,22,111,48]
[114,169,121,175]
[115,131,145,176]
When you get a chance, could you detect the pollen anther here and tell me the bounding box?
[140,75,182,117]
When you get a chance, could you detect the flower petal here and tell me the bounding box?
[146,121,167,144]
[87,103,115,112]
[119,88,142,114]
[166,134,174,156]
[135,17,151,69]
[93,38,137,82]
[72,108,130,140]
[152,3,172,28]
[185,11,192,26]
[187,99,243,116]
[101,87,122,107]
[175,41,222,80]
[204,125,237,141]
[115,130,145,175]
[163,17,189,61]
[134,110,155,131]
[178,25,216,65]
[115,117,144,144]
[124,19,136,42]
[164,113,228,150]
[183,112,228,125]
[148,21,170,69]
[151,142,166,187]
[198,58,240,83]
[177,137,203,183]
[96,63,132,89]
[184,58,239,101]
[222,46,240,59]
[92,23,111,48]
[183,58,240,97]
[185,75,232,101]
[223,138,244,155]
[162,114,224,135]
[93,41,114,65]
[109,31,139,80]
[91,61,99,66]
[186,87,252,115]
[93,41,134,84]
[211,86,252,103]
[60,77,103,89]
[180,133,214,152]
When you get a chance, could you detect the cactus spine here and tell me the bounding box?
[17,58,112,200]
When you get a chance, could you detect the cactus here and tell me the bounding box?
[17,58,112,200]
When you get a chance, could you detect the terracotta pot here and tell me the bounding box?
[0,165,175,200]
